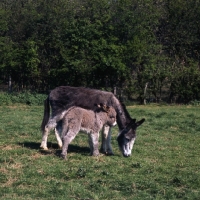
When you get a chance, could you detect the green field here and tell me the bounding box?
[0,105,200,199]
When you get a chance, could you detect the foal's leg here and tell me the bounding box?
[60,131,77,159]
[88,132,99,156]
[100,125,114,155]
[40,118,57,150]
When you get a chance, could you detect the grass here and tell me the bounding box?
[0,104,200,199]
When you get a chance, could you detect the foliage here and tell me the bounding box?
[0,92,46,106]
[0,105,199,199]
[0,0,200,102]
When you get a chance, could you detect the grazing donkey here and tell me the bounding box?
[60,104,117,159]
[117,118,145,156]
[40,86,145,157]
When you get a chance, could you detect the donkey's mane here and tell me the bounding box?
[120,103,132,122]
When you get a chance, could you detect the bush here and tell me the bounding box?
[0,93,12,105]
[0,92,46,106]
[189,100,200,106]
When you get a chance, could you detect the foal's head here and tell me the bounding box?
[96,104,117,127]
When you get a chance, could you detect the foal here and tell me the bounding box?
[60,104,117,159]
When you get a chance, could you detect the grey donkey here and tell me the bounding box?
[41,86,145,157]
[60,104,117,159]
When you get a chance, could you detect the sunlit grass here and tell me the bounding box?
[0,105,200,199]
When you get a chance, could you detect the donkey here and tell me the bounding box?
[117,118,145,156]
[60,104,117,159]
[40,86,145,157]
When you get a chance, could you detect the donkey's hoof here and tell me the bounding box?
[60,153,66,159]
[100,148,106,154]
[100,149,114,156]
[91,151,100,156]
[106,152,114,156]
[40,146,48,150]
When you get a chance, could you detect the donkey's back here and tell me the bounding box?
[49,86,117,117]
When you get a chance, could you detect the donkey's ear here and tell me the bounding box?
[125,119,136,131]
[135,118,145,127]
[131,118,136,124]
[129,118,136,126]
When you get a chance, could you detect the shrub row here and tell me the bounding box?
[0,91,199,106]
[0,92,46,106]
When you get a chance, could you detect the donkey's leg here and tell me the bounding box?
[40,118,57,150]
[88,132,99,156]
[105,126,113,155]
[60,131,77,159]
[100,125,107,153]
[100,125,114,155]
[40,126,50,150]
[55,121,63,149]
[55,128,62,149]
[88,135,94,156]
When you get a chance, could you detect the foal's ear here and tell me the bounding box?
[102,104,110,113]
[94,103,100,108]
[95,103,110,112]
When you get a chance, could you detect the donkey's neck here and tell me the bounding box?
[115,104,132,130]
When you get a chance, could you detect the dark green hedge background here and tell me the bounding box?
[0,0,200,103]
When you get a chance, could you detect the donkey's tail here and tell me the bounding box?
[41,96,50,132]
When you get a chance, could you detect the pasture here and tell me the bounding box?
[0,105,199,199]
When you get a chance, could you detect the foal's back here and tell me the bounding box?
[62,105,116,136]
[62,107,98,134]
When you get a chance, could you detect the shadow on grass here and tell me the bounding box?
[18,141,91,156]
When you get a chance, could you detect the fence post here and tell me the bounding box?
[144,82,149,105]
[113,87,116,96]
[8,75,12,92]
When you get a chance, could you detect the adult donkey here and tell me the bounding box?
[40,86,145,157]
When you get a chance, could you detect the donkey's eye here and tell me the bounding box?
[125,138,130,143]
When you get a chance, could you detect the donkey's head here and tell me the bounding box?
[96,104,117,127]
[117,118,145,157]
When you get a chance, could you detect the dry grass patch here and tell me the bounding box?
[1,176,18,188]
[29,152,44,160]
[0,144,21,151]
[0,167,8,174]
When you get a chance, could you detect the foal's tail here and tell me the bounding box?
[41,96,50,132]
